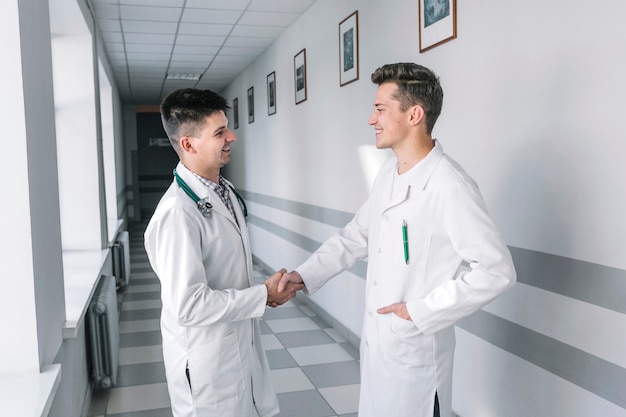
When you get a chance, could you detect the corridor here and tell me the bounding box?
[87,222,360,417]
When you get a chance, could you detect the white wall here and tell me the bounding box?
[441,0,626,271]
[223,0,626,416]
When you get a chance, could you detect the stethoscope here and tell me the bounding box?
[173,169,248,218]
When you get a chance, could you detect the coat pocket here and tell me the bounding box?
[392,227,431,270]
[383,314,434,370]
[187,331,245,410]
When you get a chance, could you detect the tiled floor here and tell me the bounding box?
[87,224,360,417]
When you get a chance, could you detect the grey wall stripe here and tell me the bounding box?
[458,310,626,409]
[241,190,354,227]
[248,214,368,279]
[509,247,626,315]
[242,189,626,314]
[248,214,321,254]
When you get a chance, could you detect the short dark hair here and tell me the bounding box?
[371,63,443,133]
[160,88,230,151]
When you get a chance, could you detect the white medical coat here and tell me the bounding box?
[144,162,278,417]
[297,141,516,417]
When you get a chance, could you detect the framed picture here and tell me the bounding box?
[294,48,307,104]
[339,11,359,86]
[232,97,239,129]
[267,71,276,115]
[418,0,457,52]
[247,86,254,123]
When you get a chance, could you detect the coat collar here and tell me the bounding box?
[405,139,444,191]
[174,162,242,229]
[383,140,444,210]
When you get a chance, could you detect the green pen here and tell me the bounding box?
[402,220,409,264]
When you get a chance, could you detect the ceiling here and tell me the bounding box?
[87,0,317,105]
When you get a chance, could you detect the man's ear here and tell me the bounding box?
[180,136,195,153]
[408,105,425,126]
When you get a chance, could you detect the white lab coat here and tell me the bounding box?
[144,162,279,417]
[297,140,516,417]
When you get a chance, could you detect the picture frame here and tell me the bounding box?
[233,97,239,129]
[247,86,254,123]
[294,48,307,104]
[267,71,276,115]
[339,10,359,86]
[418,0,457,53]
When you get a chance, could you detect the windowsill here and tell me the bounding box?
[108,218,123,242]
[0,364,62,417]
[62,219,124,339]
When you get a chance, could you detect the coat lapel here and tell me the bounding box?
[382,140,445,212]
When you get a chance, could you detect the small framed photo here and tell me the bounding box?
[247,86,254,123]
[267,71,276,115]
[339,11,359,86]
[419,0,457,52]
[232,97,239,129]
[294,48,307,105]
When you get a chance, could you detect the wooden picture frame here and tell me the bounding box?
[339,11,359,86]
[294,48,307,104]
[247,86,254,123]
[233,97,239,129]
[267,71,276,115]
[418,0,457,52]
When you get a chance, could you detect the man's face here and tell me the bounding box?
[187,111,236,171]
[368,83,412,150]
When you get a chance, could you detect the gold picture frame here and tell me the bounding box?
[419,0,457,52]
[339,10,359,86]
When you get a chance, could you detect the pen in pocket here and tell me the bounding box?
[402,220,409,265]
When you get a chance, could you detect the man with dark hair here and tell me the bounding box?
[145,88,302,417]
[279,63,516,416]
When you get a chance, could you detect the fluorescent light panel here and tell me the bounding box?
[166,73,202,80]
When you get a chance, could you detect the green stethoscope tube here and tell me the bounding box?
[173,169,247,218]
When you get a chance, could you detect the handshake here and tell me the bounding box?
[264,269,304,307]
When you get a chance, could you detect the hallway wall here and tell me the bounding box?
[222,0,626,416]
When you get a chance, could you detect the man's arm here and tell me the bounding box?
[407,180,516,335]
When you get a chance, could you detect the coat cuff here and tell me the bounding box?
[250,284,269,318]
[406,300,436,335]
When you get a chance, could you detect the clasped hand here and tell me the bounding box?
[265,269,304,307]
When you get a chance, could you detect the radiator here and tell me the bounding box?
[111,230,131,288]
[86,275,119,389]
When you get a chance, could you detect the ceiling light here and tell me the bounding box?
[166,73,202,80]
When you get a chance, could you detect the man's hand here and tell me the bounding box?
[377,302,412,320]
[265,269,304,307]
[277,270,304,293]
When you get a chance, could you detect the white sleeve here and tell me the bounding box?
[298,198,371,295]
[408,180,517,335]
